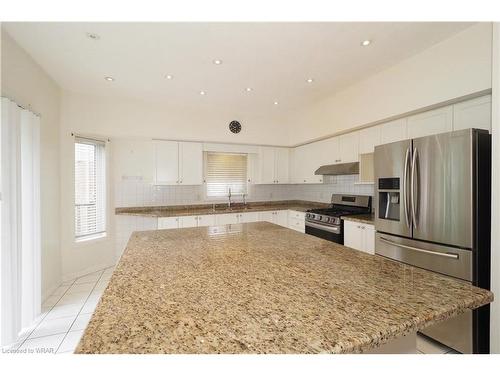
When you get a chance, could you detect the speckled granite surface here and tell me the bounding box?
[76,222,493,354]
[115,200,328,217]
[341,214,375,225]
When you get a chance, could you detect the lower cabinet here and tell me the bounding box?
[216,212,260,225]
[158,215,216,229]
[259,210,288,227]
[288,210,305,233]
[343,220,375,254]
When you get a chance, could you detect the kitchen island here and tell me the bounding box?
[75,222,493,354]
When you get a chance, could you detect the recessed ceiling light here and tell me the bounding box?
[165,74,173,80]
[245,87,252,92]
[274,101,279,105]
[86,33,100,40]
[361,40,371,46]
[200,91,206,95]
[213,59,222,65]
[104,76,114,82]
[307,78,314,83]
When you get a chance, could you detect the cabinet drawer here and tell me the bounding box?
[288,210,305,220]
[289,219,305,233]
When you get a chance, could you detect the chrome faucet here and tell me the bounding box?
[228,188,232,209]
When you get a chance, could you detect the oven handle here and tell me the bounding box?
[306,221,341,234]
[379,237,459,259]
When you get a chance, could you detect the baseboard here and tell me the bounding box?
[62,261,117,283]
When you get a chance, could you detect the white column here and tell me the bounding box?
[490,22,500,354]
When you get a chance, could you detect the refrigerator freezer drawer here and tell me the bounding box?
[375,232,473,281]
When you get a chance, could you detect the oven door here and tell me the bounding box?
[305,221,343,244]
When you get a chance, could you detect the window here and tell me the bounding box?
[74,137,106,241]
[205,152,247,198]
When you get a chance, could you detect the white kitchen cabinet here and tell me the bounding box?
[379,118,408,145]
[290,144,323,184]
[216,213,240,225]
[407,105,453,139]
[239,212,259,223]
[154,140,203,185]
[154,140,179,185]
[359,125,382,154]
[288,210,305,233]
[256,147,290,184]
[453,95,491,132]
[343,220,375,254]
[216,212,259,225]
[338,131,359,163]
[113,139,155,183]
[179,142,203,185]
[259,210,288,228]
[158,217,180,229]
[180,214,216,228]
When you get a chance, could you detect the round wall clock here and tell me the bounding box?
[229,120,242,134]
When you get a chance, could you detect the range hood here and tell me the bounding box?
[314,162,359,176]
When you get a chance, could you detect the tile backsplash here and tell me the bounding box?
[114,174,373,207]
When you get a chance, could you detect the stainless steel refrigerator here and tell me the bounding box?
[374,128,491,354]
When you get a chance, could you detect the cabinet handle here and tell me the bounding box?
[176,180,179,183]
[303,179,306,182]
[361,226,365,229]
[175,218,178,222]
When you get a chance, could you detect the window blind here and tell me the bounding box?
[74,137,106,240]
[205,152,247,198]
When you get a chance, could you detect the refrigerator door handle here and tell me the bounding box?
[411,147,418,229]
[379,237,459,259]
[403,147,411,228]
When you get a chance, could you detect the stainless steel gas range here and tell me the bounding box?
[305,194,372,244]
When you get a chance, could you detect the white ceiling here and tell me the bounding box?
[4,22,474,117]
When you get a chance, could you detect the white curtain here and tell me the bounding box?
[0,97,41,346]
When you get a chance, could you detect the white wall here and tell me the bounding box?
[285,23,493,145]
[60,90,289,146]
[1,31,61,299]
[490,22,500,355]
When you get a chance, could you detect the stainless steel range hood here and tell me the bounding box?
[314,162,359,176]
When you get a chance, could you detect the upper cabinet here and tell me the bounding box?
[290,143,323,184]
[113,139,155,183]
[359,126,381,154]
[407,105,453,139]
[379,118,407,145]
[255,147,290,184]
[337,132,359,163]
[154,140,203,185]
[453,95,491,132]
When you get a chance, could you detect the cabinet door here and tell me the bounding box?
[338,132,359,163]
[274,148,290,184]
[359,126,381,154]
[158,217,180,229]
[274,211,289,227]
[197,214,216,227]
[379,118,407,145]
[258,147,276,184]
[113,139,155,183]
[407,106,453,139]
[154,140,179,185]
[180,215,198,228]
[216,213,239,225]
[453,95,491,132]
[258,211,275,223]
[239,212,259,223]
[179,142,203,185]
[362,224,375,254]
[343,220,362,250]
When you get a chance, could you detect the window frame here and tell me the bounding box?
[74,136,107,242]
[203,151,249,202]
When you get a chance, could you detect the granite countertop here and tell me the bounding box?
[76,222,493,354]
[115,200,328,218]
[341,214,375,225]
